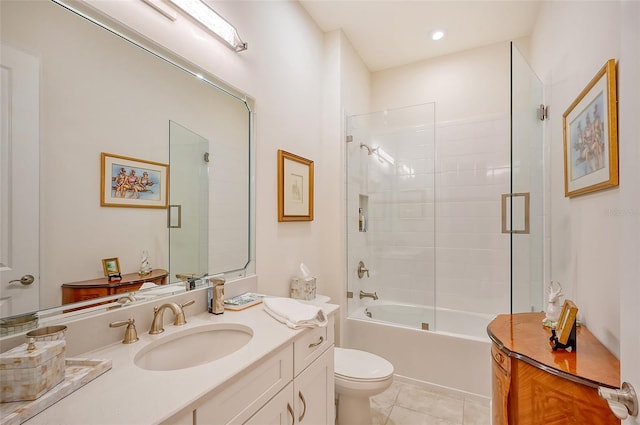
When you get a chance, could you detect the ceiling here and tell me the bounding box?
[298,0,542,72]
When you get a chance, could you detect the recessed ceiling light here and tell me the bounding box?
[431,30,445,41]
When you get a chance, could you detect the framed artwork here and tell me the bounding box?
[101,257,121,277]
[101,152,168,208]
[563,59,618,197]
[556,300,578,345]
[277,149,314,222]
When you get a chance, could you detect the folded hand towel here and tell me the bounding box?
[263,297,328,329]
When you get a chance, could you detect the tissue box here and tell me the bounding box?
[290,277,316,301]
[0,340,66,402]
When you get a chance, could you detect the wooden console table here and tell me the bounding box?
[61,269,168,305]
[487,312,620,425]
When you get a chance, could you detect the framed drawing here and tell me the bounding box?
[277,150,314,222]
[101,152,168,208]
[563,59,618,197]
[102,257,121,280]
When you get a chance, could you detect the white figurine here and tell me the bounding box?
[543,281,563,326]
[139,250,152,276]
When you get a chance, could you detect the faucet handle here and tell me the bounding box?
[109,318,139,344]
[174,299,195,326]
[181,299,195,309]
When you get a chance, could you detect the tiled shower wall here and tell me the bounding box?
[434,114,511,315]
[347,111,512,320]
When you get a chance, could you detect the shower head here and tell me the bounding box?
[359,143,378,155]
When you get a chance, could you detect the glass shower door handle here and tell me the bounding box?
[167,204,182,228]
[501,193,530,234]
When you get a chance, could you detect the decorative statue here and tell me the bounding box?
[543,281,563,326]
[139,250,152,276]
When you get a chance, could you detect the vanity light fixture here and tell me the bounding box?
[167,0,247,52]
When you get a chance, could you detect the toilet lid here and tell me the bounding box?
[334,348,394,381]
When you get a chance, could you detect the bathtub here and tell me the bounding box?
[344,301,495,398]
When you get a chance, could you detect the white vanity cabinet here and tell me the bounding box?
[173,316,335,425]
[246,347,334,425]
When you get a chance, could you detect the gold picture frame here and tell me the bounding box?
[277,150,314,222]
[556,299,579,345]
[101,152,169,208]
[563,59,618,197]
[101,257,121,277]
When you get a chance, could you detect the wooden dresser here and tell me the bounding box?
[61,269,168,305]
[487,313,620,425]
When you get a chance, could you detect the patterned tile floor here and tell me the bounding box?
[369,380,491,425]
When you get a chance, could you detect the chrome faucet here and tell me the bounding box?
[149,300,195,334]
[359,290,378,300]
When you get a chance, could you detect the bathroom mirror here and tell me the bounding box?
[0,0,254,326]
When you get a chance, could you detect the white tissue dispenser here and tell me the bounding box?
[290,276,316,301]
[0,339,66,402]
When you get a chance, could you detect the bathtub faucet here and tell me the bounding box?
[359,290,378,300]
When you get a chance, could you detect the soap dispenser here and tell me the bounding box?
[209,277,225,315]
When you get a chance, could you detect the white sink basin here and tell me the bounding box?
[134,323,253,371]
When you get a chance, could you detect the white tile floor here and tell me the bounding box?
[369,380,491,425]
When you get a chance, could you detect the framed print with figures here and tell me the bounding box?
[563,59,618,197]
[101,152,168,208]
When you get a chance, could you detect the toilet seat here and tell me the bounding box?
[334,348,394,382]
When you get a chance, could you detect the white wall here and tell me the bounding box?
[371,42,510,121]
[321,30,371,312]
[528,1,625,355]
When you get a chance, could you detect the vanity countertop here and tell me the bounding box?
[23,302,339,425]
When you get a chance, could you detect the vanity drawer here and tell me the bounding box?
[491,344,510,374]
[194,344,293,425]
[294,316,334,376]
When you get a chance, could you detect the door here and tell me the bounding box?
[619,2,640,423]
[0,44,40,318]
[509,43,544,314]
[294,348,334,425]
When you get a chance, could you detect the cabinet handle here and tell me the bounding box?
[298,391,307,422]
[287,403,294,425]
[308,336,324,348]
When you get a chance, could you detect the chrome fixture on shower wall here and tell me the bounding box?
[359,143,378,155]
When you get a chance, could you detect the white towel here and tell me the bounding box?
[263,297,328,329]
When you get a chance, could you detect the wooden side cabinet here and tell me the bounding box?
[61,269,168,306]
[488,313,620,425]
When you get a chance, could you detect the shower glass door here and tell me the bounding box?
[169,121,210,280]
[346,103,436,329]
[510,43,545,313]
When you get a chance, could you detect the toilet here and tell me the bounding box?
[334,347,394,425]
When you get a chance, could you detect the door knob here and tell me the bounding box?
[599,382,638,419]
[8,275,35,285]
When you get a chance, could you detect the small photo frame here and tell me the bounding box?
[102,257,121,277]
[556,299,579,345]
[277,150,314,222]
[101,152,169,208]
[563,59,618,197]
